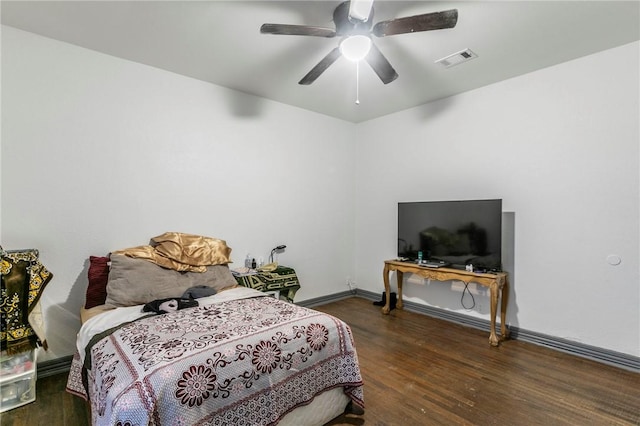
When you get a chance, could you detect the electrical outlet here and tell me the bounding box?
[407,275,426,285]
[346,277,357,293]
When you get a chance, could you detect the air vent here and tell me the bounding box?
[435,48,478,68]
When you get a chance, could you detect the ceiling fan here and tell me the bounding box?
[260,0,458,85]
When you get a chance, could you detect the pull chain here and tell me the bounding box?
[355,61,361,105]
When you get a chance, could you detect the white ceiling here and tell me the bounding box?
[2,1,639,123]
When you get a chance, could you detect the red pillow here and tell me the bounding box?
[85,256,110,309]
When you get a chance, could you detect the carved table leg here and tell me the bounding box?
[489,281,500,346]
[500,277,510,340]
[382,264,391,315]
[396,271,404,310]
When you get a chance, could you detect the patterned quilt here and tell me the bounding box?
[67,291,364,425]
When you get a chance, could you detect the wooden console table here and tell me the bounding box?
[382,260,509,346]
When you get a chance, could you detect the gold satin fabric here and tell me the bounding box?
[112,232,232,272]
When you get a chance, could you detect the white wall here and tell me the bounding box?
[354,41,640,357]
[2,25,638,362]
[1,26,357,361]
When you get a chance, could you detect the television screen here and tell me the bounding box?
[397,199,502,271]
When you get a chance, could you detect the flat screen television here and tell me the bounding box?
[397,199,502,271]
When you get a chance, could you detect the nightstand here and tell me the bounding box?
[234,266,301,302]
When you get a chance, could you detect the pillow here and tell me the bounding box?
[85,256,110,309]
[151,232,233,267]
[105,254,237,307]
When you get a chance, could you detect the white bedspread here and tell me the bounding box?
[66,286,364,425]
[75,286,265,365]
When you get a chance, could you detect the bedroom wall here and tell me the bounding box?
[1,26,357,362]
[353,41,640,357]
[2,24,638,364]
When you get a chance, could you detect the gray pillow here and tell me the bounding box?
[105,254,237,307]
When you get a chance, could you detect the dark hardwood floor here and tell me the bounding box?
[3,297,639,425]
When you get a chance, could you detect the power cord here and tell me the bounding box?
[460,281,476,310]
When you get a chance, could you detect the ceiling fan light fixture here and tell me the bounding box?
[261,2,459,85]
[339,35,371,61]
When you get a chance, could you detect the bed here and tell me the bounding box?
[65,234,364,426]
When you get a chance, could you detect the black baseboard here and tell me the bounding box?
[298,290,356,308]
[37,290,639,378]
[37,354,74,378]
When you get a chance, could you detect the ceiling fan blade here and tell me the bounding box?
[299,47,342,85]
[365,43,398,84]
[260,23,336,37]
[372,9,458,37]
[348,0,374,22]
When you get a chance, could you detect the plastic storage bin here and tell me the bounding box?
[0,349,37,412]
